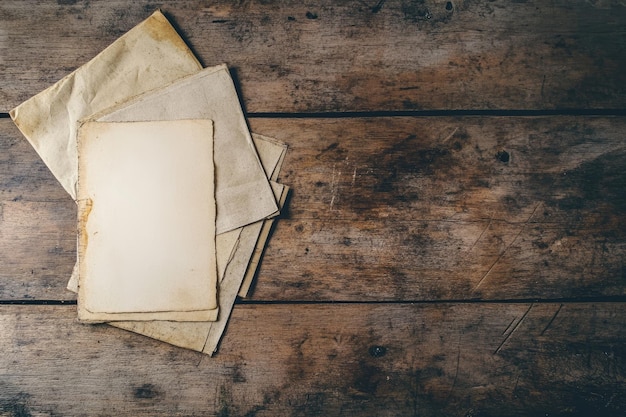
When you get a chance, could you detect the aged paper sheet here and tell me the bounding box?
[111,135,288,355]
[77,120,218,323]
[9,10,202,198]
[89,64,278,234]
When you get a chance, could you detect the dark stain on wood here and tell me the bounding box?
[217,386,234,417]
[362,133,452,200]
[351,360,384,396]
[0,384,36,417]
[402,0,432,21]
[229,363,247,383]
[371,0,387,13]
[133,383,161,400]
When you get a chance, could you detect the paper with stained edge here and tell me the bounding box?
[88,64,278,234]
[77,120,218,323]
[111,135,288,355]
[9,10,202,198]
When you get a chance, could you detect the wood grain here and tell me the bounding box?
[249,116,626,301]
[1,303,625,416]
[0,121,75,301]
[2,116,625,301]
[1,0,626,112]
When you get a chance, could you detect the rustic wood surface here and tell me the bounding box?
[1,0,626,112]
[1,1,626,416]
[2,116,625,302]
[2,303,626,417]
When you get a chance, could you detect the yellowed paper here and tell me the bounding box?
[89,64,278,234]
[68,134,286,294]
[77,120,218,323]
[111,136,288,354]
[9,10,202,198]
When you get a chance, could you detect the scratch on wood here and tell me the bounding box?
[351,167,357,187]
[467,218,492,253]
[540,304,563,336]
[512,373,521,395]
[501,316,518,336]
[441,127,459,144]
[371,0,387,13]
[473,203,541,292]
[329,163,341,211]
[445,342,461,401]
[494,303,533,355]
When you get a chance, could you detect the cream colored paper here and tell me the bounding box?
[77,120,218,323]
[67,134,286,294]
[111,136,288,355]
[9,10,202,198]
[89,64,278,234]
[68,228,241,294]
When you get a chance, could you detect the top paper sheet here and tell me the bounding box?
[77,120,218,322]
[9,10,202,198]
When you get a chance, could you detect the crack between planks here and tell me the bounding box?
[4,109,626,119]
[1,297,626,306]
[245,109,626,118]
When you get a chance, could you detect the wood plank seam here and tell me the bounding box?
[4,109,626,118]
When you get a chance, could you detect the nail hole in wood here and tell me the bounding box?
[369,346,387,357]
[497,150,510,163]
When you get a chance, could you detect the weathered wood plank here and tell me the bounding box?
[1,0,625,112]
[2,117,625,301]
[1,303,625,416]
[251,116,626,301]
[0,121,75,301]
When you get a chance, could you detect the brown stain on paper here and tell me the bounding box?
[78,198,93,257]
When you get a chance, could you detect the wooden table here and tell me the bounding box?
[2,1,626,415]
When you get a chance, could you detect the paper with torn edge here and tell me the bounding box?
[77,120,218,322]
[111,135,288,354]
[9,10,202,198]
[88,64,278,234]
[239,134,289,297]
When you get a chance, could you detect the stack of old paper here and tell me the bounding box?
[9,10,288,355]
